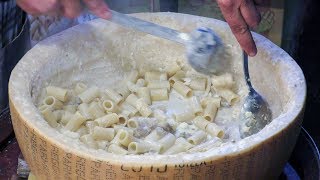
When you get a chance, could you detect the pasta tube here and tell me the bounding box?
[201,97,221,108]
[168,70,185,85]
[105,88,123,104]
[40,106,58,128]
[63,105,77,113]
[78,103,93,120]
[163,138,193,155]
[118,114,128,126]
[127,118,139,129]
[80,134,98,149]
[128,141,151,154]
[145,71,167,81]
[150,89,168,101]
[76,125,88,136]
[172,81,193,97]
[136,78,147,87]
[120,102,138,118]
[173,111,195,123]
[65,111,87,132]
[144,127,166,141]
[193,116,210,130]
[206,123,224,138]
[42,96,63,110]
[125,94,139,107]
[85,121,98,134]
[118,130,134,147]
[74,83,87,95]
[108,144,128,155]
[127,70,139,83]
[46,86,68,102]
[112,125,134,134]
[102,100,119,113]
[78,87,100,103]
[189,96,203,116]
[136,87,151,105]
[158,133,176,153]
[189,78,206,91]
[117,84,130,99]
[60,111,74,125]
[97,141,109,150]
[187,130,207,145]
[92,126,115,141]
[147,80,170,90]
[88,101,105,119]
[203,101,219,122]
[136,98,152,117]
[165,61,181,77]
[188,137,223,153]
[211,73,234,89]
[216,89,240,105]
[95,113,119,127]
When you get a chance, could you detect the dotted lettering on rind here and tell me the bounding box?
[173,165,185,179]
[205,164,215,179]
[51,145,60,177]
[22,123,32,167]
[231,156,243,179]
[75,156,86,180]
[30,130,40,173]
[246,152,256,178]
[105,162,116,180]
[39,138,50,177]
[156,176,168,180]
[219,158,231,180]
[90,160,102,180]
[121,173,134,179]
[190,174,200,180]
[62,153,73,180]
[139,175,150,180]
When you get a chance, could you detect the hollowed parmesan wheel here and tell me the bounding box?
[10,12,306,179]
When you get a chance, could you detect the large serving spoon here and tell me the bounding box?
[239,52,272,138]
[109,10,225,74]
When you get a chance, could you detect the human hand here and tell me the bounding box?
[217,0,263,56]
[16,0,111,19]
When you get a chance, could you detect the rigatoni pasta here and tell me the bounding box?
[38,67,241,155]
[46,86,68,102]
[78,87,100,103]
[172,81,193,97]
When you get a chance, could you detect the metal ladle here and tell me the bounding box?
[239,52,272,138]
[109,10,225,75]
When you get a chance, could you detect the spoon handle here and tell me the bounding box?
[243,51,254,91]
[110,10,189,45]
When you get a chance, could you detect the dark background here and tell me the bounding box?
[283,0,320,146]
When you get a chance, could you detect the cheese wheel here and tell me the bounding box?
[9,13,306,179]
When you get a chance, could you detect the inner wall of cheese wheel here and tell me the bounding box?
[28,14,290,160]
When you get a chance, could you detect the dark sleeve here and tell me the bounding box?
[0,0,26,48]
[159,0,178,12]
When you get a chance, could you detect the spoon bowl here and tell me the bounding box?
[186,27,225,74]
[239,52,272,138]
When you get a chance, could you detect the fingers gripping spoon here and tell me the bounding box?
[239,52,272,138]
[109,10,225,75]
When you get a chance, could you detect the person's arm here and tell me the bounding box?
[17,0,262,56]
[217,0,262,56]
[16,0,111,19]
